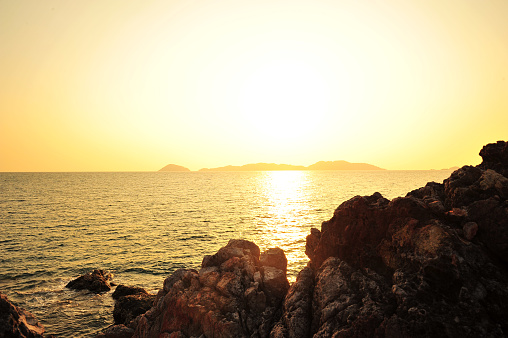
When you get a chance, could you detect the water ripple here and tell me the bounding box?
[0,170,453,337]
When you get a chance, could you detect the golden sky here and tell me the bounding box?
[1,0,507,171]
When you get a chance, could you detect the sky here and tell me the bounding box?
[1,0,507,172]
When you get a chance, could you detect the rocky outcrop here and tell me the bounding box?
[478,140,508,177]
[0,291,46,338]
[270,266,314,338]
[100,141,508,338]
[112,285,156,326]
[66,269,113,293]
[131,239,289,337]
[278,141,508,337]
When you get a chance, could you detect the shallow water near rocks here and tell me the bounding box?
[0,170,452,337]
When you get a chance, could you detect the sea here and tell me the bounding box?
[0,170,453,337]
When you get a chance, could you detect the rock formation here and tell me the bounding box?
[130,239,290,337]
[279,140,508,337]
[66,269,113,293]
[97,141,508,338]
[112,285,156,326]
[0,291,46,338]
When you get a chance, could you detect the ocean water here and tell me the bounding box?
[0,170,453,337]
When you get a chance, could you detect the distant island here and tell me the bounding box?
[157,160,384,172]
[158,164,191,172]
[199,161,384,171]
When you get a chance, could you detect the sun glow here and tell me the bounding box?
[235,56,331,143]
[1,1,507,171]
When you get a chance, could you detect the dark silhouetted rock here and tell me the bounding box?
[271,266,314,338]
[112,285,150,300]
[66,269,113,293]
[479,140,508,177]
[0,291,46,337]
[131,239,289,337]
[292,140,508,337]
[113,291,155,325]
[260,248,287,273]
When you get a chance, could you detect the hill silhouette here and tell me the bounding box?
[198,160,384,172]
[199,163,306,172]
[307,160,383,170]
[158,164,190,172]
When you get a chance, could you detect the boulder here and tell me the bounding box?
[0,291,46,338]
[478,140,508,177]
[131,239,289,337]
[113,293,156,326]
[112,285,151,300]
[66,269,113,293]
[260,248,287,273]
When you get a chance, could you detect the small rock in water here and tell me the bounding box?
[66,269,113,293]
[112,285,150,300]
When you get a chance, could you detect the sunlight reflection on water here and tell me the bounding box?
[257,171,313,279]
[0,170,454,336]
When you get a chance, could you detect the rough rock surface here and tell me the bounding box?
[66,269,113,293]
[112,285,156,325]
[278,141,508,337]
[478,140,508,177]
[112,285,151,300]
[0,291,46,338]
[131,239,290,337]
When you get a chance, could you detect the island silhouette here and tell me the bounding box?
[158,164,191,172]
[159,160,384,172]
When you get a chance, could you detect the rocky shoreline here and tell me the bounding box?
[2,141,507,337]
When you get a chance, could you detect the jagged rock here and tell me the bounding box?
[294,140,508,337]
[66,269,113,293]
[260,248,287,273]
[271,266,314,338]
[131,239,289,337]
[0,291,46,338]
[105,285,157,327]
[113,291,156,325]
[479,140,508,177]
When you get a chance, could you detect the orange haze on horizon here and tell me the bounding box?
[1,1,507,172]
